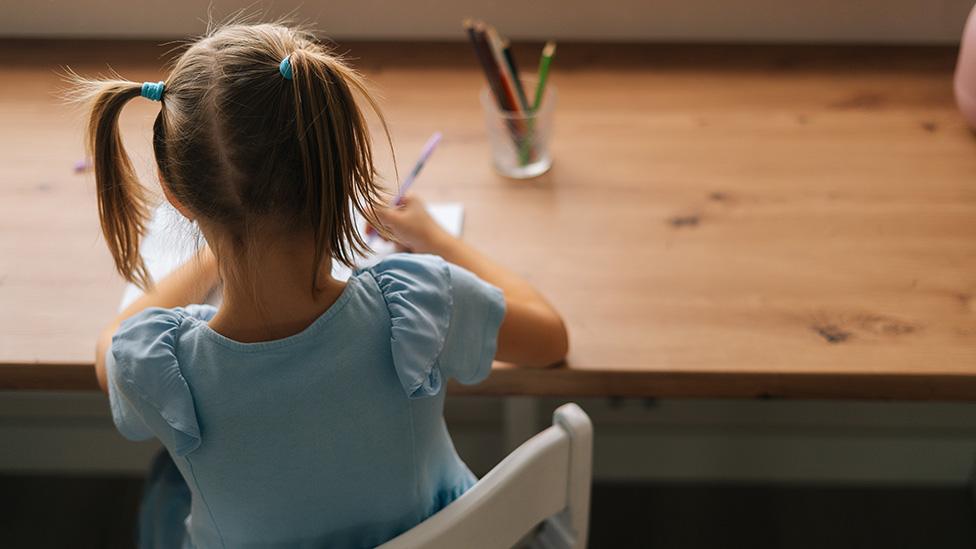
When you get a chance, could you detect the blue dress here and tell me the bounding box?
[105,254,506,548]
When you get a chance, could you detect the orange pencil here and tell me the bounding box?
[483,24,524,116]
[464,19,508,111]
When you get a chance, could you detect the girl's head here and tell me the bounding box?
[74,23,390,291]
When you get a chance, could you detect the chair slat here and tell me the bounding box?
[379,427,570,549]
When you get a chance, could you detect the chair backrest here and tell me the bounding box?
[378,403,593,549]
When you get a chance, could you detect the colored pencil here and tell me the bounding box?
[366,132,442,238]
[462,19,538,165]
[470,22,531,161]
[501,39,530,111]
[500,38,533,165]
[532,41,556,112]
[463,19,507,111]
[393,132,442,205]
[484,25,524,115]
[483,25,536,164]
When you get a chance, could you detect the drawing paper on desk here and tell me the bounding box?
[118,202,464,311]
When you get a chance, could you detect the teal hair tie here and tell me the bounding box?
[279,56,293,80]
[141,81,165,102]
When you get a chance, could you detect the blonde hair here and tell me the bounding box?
[71,23,390,292]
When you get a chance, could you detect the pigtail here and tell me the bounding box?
[71,25,399,299]
[74,77,153,289]
[286,49,392,290]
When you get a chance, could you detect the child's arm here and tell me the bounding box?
[376,194,569,368]
[93,247,220,392]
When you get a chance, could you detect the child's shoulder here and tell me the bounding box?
[112,304,217,362]
[107,305,213,455]
[359,253,455,300]
[360,252,494,306]
[109,305,216,399]
[357,252,506,398]
[356,254,453,398]
[360,253,451,287]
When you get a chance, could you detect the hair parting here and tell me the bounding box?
[69,22,397,297]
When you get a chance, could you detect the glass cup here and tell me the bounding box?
[480,79,556,179]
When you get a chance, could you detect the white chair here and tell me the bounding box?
[378,403,593,549]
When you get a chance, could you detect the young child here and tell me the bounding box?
[77,22,568,548]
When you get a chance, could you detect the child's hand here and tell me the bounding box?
[375,193,452,254]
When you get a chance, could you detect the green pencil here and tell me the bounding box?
[532,41,556,112]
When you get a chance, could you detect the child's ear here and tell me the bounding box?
[159,172,195,221]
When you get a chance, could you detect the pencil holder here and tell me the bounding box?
[480,79,556,179]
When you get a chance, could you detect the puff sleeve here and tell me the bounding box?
[105,305,215,456]
[367,254,506,399]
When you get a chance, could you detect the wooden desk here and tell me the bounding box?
[1,41,974,399]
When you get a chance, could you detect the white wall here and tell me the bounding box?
[0,0,973,44]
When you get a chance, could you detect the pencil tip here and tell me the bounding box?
[544,41,557,56]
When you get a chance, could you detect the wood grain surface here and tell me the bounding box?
[1,41,974,398]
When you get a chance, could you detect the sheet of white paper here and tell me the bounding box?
[118,202,465,311]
